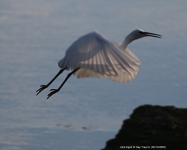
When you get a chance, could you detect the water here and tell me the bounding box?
[0,0,187,149]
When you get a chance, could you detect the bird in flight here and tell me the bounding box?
[36,29,161,99]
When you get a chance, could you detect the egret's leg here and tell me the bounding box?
[47,68,80,99]
[36,67,67,96]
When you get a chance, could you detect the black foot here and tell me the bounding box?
[47,89,59,99]
[36,85,48,96]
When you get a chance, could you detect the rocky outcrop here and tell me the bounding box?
[102,105,187,150]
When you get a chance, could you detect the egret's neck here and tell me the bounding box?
[119,32,142,51]
[119,37,133,50]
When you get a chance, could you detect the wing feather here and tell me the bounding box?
[58,31,141,82]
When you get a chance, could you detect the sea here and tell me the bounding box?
[0,0,187,149]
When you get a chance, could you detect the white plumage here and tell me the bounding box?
[58,31,141,83]
[36,29,161,99]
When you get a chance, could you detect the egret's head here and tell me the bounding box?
[126,29,162,42]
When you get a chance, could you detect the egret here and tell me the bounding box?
[36,29,161,99]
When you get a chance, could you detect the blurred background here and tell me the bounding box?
[0,0,187,150]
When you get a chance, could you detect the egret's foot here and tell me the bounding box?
[36,85,49,96]
[47,89,59,99]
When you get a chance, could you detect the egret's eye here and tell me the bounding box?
[139,31,144,34]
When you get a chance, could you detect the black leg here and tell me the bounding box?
[47,68,80,99]
[36,67,67,96]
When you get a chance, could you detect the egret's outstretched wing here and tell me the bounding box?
[75,68,103,79]
[75,67,136,83]
[125,49,140,63]
[112,41,140,63]
[58,31,140,78]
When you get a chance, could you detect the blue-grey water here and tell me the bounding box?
[0,0,187,150]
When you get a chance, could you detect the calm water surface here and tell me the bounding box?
[0,0,187,150]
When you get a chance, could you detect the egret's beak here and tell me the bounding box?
[144,32,162,38]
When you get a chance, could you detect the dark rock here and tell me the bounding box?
[102,105,187,150]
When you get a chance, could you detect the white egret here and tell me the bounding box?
[36,29,161,99]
